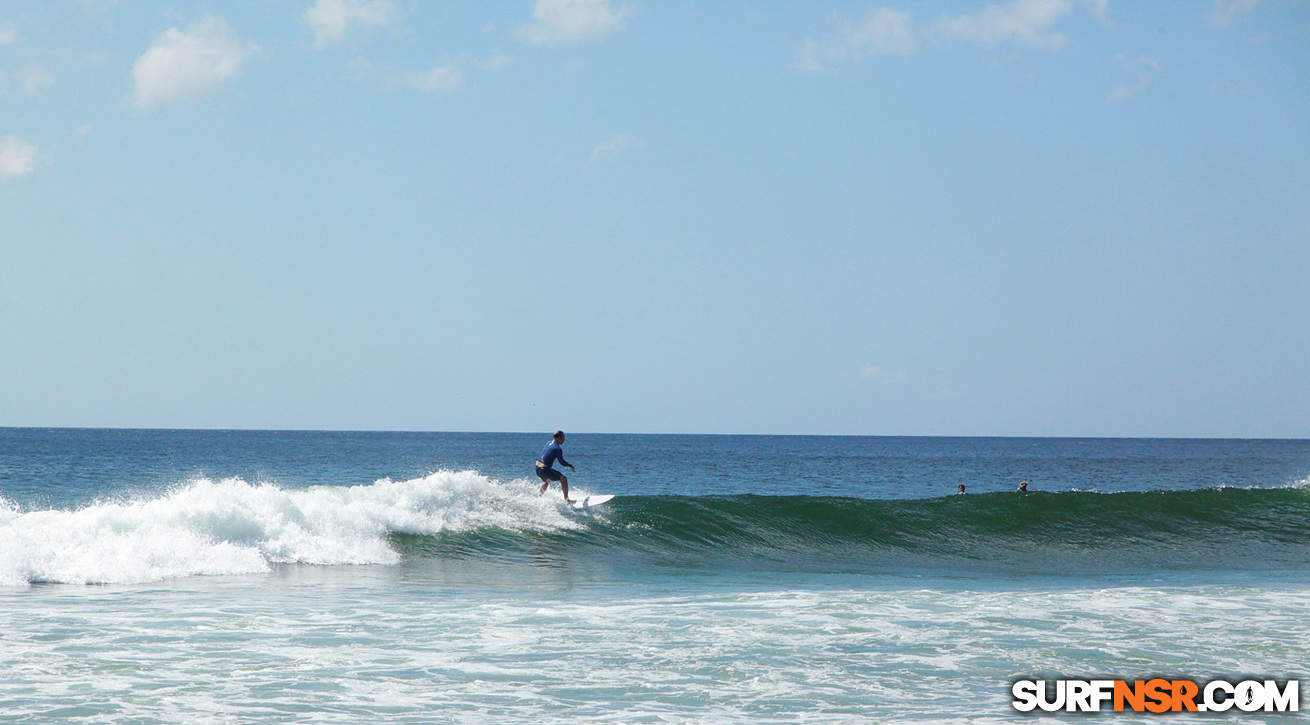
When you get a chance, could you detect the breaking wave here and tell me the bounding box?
[0,471,581,586]
[3,474,1308,585]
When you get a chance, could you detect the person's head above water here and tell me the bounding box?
[553,431,565,443]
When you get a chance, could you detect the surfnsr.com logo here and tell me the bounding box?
[1011,679,1299,713]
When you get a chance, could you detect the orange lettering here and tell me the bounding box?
[1144,679,1173,713]
[1172,680,1199,711]
[1115,680,1145,712]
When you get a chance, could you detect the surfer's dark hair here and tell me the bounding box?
[554,430,565,440]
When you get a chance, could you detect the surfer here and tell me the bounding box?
[1017,481,1029,492]
[535,431,576,503]
[957,484,967,494]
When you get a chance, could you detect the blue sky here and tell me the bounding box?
[1,0,1307,437]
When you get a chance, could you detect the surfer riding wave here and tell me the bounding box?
[535,431,576,504]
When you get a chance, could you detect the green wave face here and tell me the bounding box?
[394,487,1310,576]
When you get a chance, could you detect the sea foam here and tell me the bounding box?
[0,471,577,586]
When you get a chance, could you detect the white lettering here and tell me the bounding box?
[1091,680,1115,712]
[1013,677,1300,714]
[1011,680,1039,712]
[1264,680,1298,712]
[1205,680,1234,712]
[1066,680,1094,712]
[1037,680,1065,712]
[1236,680,1265,712]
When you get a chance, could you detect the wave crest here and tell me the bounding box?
[0,471,580,586]
[7,482,1308,584]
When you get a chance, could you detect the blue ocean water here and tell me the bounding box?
[1,429,1308,723]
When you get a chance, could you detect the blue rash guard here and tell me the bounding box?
[537,442,570,471]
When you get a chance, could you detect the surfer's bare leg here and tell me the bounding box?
[560,475,574,503]
[539,480,549,496]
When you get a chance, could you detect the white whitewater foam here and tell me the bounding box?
[5,579,1306,723]
[0,471,580,586]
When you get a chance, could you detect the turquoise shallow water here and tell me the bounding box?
[1,430,1307,722]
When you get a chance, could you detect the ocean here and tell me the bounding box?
[1,429,1307,723]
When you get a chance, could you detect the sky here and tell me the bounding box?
[1,0,1307,437]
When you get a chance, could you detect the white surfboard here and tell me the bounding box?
[564,494,614,511]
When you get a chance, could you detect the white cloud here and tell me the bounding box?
[132,17,256,109]
[515,0,629,46]
[303,0,393,49]
[0,23,18,46]
[387,51,510,94]
[0,135,39,182]
[1208,0,1266,27]
[858,364,908,385]
[1107,54,1162,103]
[797,0,1103,70]
[394,64,463,93]
[590,133,634,162]
[935,0,1075,51]
[477,51,514,73]
[796,8,916,71]
[17,67,55,96]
